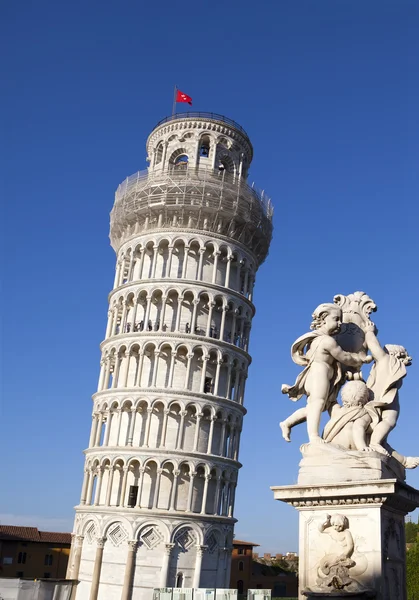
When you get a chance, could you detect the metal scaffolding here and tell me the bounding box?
[110,166,273,263]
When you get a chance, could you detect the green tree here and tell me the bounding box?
[407,541,419,600]
[406,521,419,544]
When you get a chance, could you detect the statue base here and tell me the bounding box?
[271,479,419,600]
[298,443,405,485]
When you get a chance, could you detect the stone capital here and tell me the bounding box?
[74,535,84,547]
[196,544,208,556]
[164,543,176,555]
[96,537,106,549]
[127,540,138,552]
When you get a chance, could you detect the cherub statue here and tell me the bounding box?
[280,303,373,444]
[323,380,419,469]
[323,380,373,451]
[317,514,356,590]
[364,321,412,456]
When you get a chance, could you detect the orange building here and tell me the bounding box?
[230,540,298,598]
[0,526,71,579]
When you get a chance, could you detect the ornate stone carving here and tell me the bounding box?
[305,513,368,594]
[279,291,418,483]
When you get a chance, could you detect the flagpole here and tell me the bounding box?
[172,85,177,116]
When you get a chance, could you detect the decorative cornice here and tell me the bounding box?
[108,278,256,316]
[99,331,251,362]
[91,388,247,416]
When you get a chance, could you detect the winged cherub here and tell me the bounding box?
[280,303,373,444]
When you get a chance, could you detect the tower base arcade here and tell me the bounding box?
[68,510,233,600]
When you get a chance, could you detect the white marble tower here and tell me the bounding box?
[67,112,273,600]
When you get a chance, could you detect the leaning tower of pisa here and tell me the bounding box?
[67,112,273,600]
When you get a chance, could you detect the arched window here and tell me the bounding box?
[199,136,211,157]
[155,143,163,164]
[174,155,188,168]
[238,560,244,571]
[237,580,244,594]
[169,148,189,169]
[176,572,184,588]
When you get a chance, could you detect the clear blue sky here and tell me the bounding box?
[2,0,418,552]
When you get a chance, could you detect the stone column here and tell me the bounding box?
[115,408,123,445]
[187,471,196,511]
[199,356,209,393]
[105,467,114,506]
[176,410,187,450]
[206,302,215,337]
[127,408,136,446]
[213,476,222,514]
[214,359,222,396]
[120,540,137,600]
[97,359,106,390]
[228,482,237,517]
[138,248,146,280]
[212,251,220,284]
[170,470,180,510]
[207,416,216,454]
[159,295,168,330]
[184,353,193,390]
[166,245,174,277]
[224,546,233,587]
[136,467,145,507]
[160,543,175,586]
[167,354,176,388]
[175,295,184,332]
[80,469,89,504]
[193,545,207,588]
[93,468,104,506]
[225,256,232,288]
[153,468,163,509]
[94,412,103,447]
[190,298,200,333]
[193,412,203,452]
[136,351,145,386]
[215,547,226,588]
[89,537,106,600]
[220,306,228,340]
[88,415,98,448]
[144,407,153,447]
[197,248,205,280]
[103,411,112,446]
[151,246,159,278]
[219,419,227,455]
[151,351,160,387]
[161,409,170,446]
[69,534,84,580]
[86,470,94,505]
[181,245,190,279]
[201,474,211,514]
[119,467,129,506]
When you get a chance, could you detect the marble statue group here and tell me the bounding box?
[273,292,419,598]
[280,291,419,470]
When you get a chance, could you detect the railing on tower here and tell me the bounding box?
[153,112,250,137]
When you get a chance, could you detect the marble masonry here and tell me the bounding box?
[272,291,419,600]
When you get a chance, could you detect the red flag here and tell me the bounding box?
[176,89,192,105]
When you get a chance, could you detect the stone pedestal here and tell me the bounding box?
[271,478,419,600]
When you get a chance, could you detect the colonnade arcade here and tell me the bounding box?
[89,399,242,459]
[114,238,256,302]
[106,287,252,352]
[98,342,248,403]
[80,457,237,518]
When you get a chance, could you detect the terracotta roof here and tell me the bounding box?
[233,539,260,547]
[0,525,71,545]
